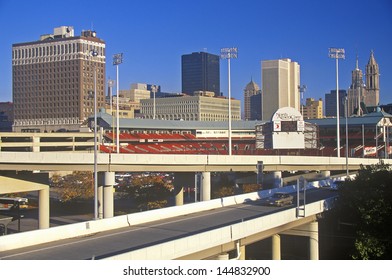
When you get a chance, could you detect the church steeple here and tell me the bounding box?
[347,55,365,116]
[366,50,380,106]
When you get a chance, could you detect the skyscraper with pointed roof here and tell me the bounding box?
[347,56,366,116]
[243,78,261,120]
[346,51,380,116]
[365,50,380,107]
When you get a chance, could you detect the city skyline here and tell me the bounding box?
[0,0,391,108]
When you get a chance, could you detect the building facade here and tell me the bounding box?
[261,58,300,121]
[12,26,105,132]
[244,79,261,120]
[347,56,366,116]
[347,51,380,116]
[325,90,347,118]
[250,93,262,120]
[140,92,240,121]
[365,50,380,107]
[302,98,323,119]
[181,52,220,97]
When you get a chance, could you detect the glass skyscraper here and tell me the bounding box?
[181,52,220,96]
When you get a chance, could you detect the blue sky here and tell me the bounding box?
[0,0,391,108]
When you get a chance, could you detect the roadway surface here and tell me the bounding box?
[0,188,336,260]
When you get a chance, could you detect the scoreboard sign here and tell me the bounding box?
[271,107,305,149]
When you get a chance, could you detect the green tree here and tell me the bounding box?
[337,162,392,259]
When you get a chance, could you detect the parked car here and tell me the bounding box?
[261,192,294,207]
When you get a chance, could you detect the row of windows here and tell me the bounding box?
[13,42,105,59]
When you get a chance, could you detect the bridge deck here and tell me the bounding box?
[0,188,335,260]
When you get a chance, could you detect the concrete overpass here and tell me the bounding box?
[0,186,335,260]
[0,151,390,230]
[0,151,389,172]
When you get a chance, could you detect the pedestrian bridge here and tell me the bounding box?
[0,185,336,260]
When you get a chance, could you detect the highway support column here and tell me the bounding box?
[0,171,50,229]
[271,234,281,260]
[173,173,195,206]
[201,172,211,201]
[272,171,282,188]
[308,221,319,260]
[283,221,319,260]
[239,244,246,260]
[38,186,50,229]
[99,172,115,218]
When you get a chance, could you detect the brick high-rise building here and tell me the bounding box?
[12,26,105,132]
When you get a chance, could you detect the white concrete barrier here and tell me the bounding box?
[104,197,336,260]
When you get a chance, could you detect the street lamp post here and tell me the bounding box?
[329,48,345,157]
[345,96,349,177]
[90,49,99,220]
[151,85,157,119]
[107,79,115,147]
[113,53,123,153]
[220,47,238,156]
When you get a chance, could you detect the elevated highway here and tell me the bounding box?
[0,151,389,172]
[0,187,335,260]
[0,151,389,231]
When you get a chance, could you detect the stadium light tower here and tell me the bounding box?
[151,85,157,119]
[113,53,123,153]
[220,47,238,156]
[107,79,115,145]
[329,47,345,157]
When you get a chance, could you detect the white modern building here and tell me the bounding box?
[261,58,300,121]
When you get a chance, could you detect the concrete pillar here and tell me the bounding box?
[272,171,282,188]
[101,172,115,218]
[201,172,211,201]
[239,245,246,260]
[216,253,229,260]
[271,234,281,260]
[173,172,195,206]
[38,187,50,229]
[308,221,319,260]
[174,185,184,206]
[32,136,40,152]
[98,185,103,219]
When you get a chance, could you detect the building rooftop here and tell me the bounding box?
[308,111,392,127]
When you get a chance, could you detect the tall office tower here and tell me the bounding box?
[325,90,347,117]
[261,58,300,121]
[181,52,220,96]
[12,26,106,132]
[244,79,261,120]
[249,93,262,120]
[347,56,366,116]
[365,50,380,107]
